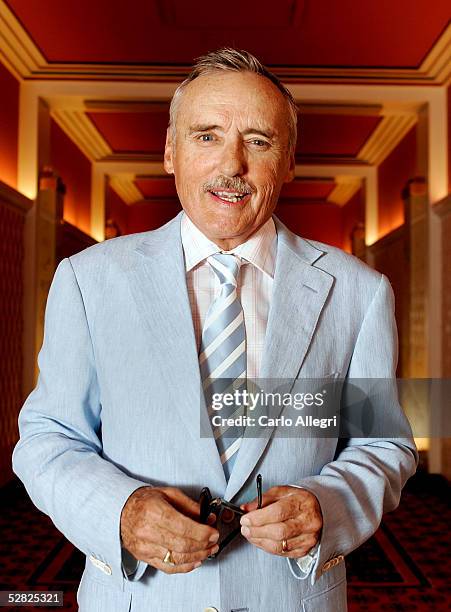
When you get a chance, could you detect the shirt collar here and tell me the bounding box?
[181,212,277,279]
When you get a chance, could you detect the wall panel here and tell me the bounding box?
[0,183,32,486]
[0,62,19,189]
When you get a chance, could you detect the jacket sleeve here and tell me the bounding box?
[12,258,149,588]
[287,273,418,583]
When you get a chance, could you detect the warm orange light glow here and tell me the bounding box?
[414,437,429,451]
[0,159,17,192]
[377,210,405,241]
[17,177,37,201]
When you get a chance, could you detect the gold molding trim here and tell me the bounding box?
[358,113,418,166]
[0,0,45,78]
[51,108,112,161]
[84,100,170,113]
[109,175,142,204]
[298,103,382,116]
[419,22,451,83]
[327,177,362,206]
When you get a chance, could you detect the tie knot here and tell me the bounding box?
[208,253,241,286]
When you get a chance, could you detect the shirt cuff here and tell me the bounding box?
[295,542,319,575]
[121,547,148,580]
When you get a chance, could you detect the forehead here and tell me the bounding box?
[177,71,289,131]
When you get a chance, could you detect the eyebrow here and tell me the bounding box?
[242,128,276,140]
[188,124,276,140]
[188,124,221,134]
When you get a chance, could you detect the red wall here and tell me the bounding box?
[50,120,91,235]
[378,126,417,238]
[0,62,19,189]
[126,199,182,234]
[276,202,344,248]
[0,192,26,485]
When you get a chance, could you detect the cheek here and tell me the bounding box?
[254,163,284,201]
[177,143,216,172]
[255,159,285,188]
[178,161,216,199]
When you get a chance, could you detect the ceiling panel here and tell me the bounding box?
[5,0,450,68]
[159,0,301,28]
[87,111,168,154]
[296,114,382,158]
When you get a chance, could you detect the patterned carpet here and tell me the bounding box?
[0,473,449,611]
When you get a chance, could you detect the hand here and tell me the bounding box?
[120,486,220,574]
[239,486,322,559]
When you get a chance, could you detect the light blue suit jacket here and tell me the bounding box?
[13,212,417,612]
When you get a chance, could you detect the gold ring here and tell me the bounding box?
[163,550,176,566]
[282,539,288,553]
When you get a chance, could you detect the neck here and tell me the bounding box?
[210,233,253,251]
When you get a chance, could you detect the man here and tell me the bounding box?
[13,48,417,611]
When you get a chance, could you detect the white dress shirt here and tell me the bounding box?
[181,211,276,381]
[181,212,318,576]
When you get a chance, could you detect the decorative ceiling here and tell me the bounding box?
[2,0,450,82]
[0,0,448,232]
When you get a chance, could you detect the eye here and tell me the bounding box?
[198,134,214,142]
[249,139,269,148]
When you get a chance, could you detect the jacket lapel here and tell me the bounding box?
[128,213,227,491]
[225,217,334,500]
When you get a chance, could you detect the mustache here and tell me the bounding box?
[203,176,253,194]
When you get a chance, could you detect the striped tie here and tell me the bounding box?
[199,253,246,480]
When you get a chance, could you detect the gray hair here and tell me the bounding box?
[168,47,298,152]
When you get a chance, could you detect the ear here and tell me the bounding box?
[164,128,174,175]
[284,151,295,183]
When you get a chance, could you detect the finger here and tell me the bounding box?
[242,493,322,530]
[152,543,220,566]
[162,488,203,520]
[156,499,219,545]
[240,517,301,541]
[241,486,292,511]
[149,557,203,575]
[241,497,298,527]
[280,533,318,555]
[139,523,218,556]
[245,534,317,558]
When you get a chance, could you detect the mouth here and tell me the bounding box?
[208,190,252,206]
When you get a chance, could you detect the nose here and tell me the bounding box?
[218,138,246,177]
